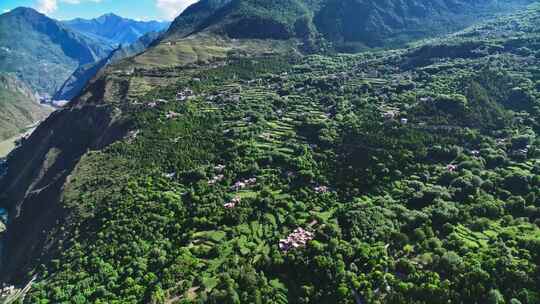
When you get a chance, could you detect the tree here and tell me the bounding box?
[487,289,505,304]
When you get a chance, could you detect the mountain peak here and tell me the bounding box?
[101,13,120,18]
[7,7,44,18]
[96,13,122,21]
[63,14,170,45]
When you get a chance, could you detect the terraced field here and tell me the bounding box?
[5,5,540,303]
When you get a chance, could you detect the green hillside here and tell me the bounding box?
[166,0,533,51]
[0,74,52,142]
[1,3,540,303]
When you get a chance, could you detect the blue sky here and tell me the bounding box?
[0,0,198,21]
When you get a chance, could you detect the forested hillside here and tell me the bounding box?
[166,0,533,51]
[1,1,540,304]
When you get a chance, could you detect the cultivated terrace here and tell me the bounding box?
[7,3,540,304]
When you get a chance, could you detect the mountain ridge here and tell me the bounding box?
[63,13,170,45]
[165,0,534,51]
[53,31,164,102]
[0,7,115,95]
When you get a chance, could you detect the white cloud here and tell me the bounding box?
[35,0,103,15]
[36,0,58,14]
[156,0,197,20]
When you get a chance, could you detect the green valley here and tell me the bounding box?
[1,0,540,304]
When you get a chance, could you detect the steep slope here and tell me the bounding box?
[166,0,533,51]
[2,2,540,304]
[167,0,234,37]
[63,13,170,45]
[313,0,534,50]
[0,74,52,141]
[53,31,163,102]
[0,7,114,95]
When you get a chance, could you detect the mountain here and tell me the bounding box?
[63,13,170,45]
[166,0,533,51]
[0,7,115,95]
[53,31,164,102]
[0,74,52,141]
[2,1,540,303]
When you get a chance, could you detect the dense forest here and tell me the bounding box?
[2,1,540,304]
[167,0,534,51]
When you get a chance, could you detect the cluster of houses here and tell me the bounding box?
[205,85,242,104]
[495,138,530,157]
[165,111,182,119]
[208,174,225,186]
[381,109,408,125]
[515,147,529,157]
[143,87,195,110]
[163,172,176,179]
[314,185,329,194]
[0,285,15,299]
[447,164,458,172]
[125,129,140,143]
[231,178,257,191]
[145,101,159,108]
[382,109,399,120]
[0,276,36,302]
[260,132,276,141]
[496,138,508,146]
[224,196,241,209]
[279,227,314,252]
[208,165,227,186]
[176,88,194,102]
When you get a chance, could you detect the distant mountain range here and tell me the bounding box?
[63,13,170,45]
[0,7,167,101]
[53,31,164,102]
[0,7,114,96]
